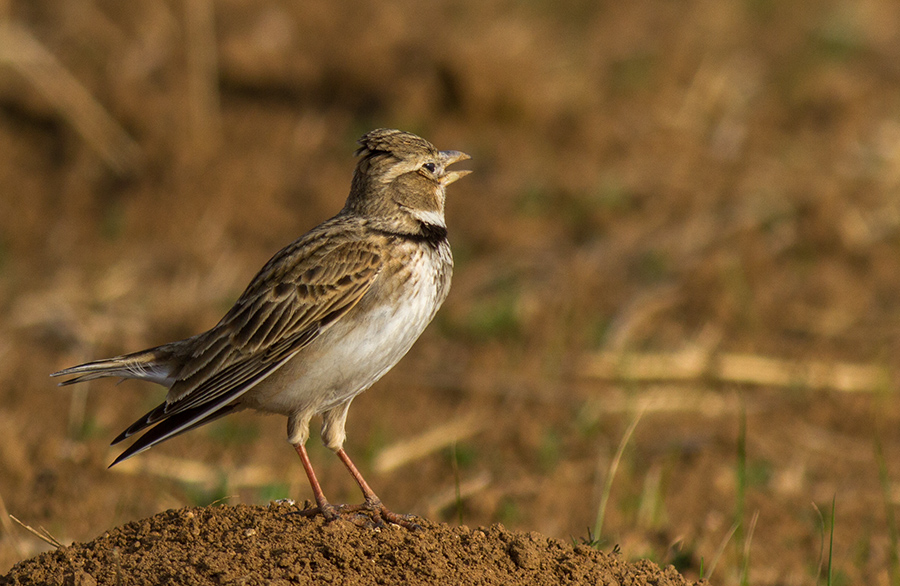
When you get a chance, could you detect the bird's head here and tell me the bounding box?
[345,129,471,230]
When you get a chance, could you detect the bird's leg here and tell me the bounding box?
[312,404,419,529]
[293,443,339,520]
[335,448,420,529]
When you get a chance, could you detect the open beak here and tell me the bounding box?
[438,150,472,186]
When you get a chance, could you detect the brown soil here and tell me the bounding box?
[2,503,695,586]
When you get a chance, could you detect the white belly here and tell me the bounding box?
[242,247,449,416]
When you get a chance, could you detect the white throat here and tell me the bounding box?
[408,208,446,228]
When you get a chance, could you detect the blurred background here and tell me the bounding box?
[3,0,900,583]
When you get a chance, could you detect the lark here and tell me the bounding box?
[53,128,471,528]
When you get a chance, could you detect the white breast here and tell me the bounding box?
[244,243,451,416]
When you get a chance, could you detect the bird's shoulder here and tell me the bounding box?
[164,215,388,401]
[240,214,388,303]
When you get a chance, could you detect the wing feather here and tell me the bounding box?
[116,230,383,445]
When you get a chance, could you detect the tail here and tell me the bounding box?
[51,345,177,387]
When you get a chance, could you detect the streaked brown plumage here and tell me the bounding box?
[53,129,471,527]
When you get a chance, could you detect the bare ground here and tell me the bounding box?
[1,503,697,585]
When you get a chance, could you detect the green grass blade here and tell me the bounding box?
[874,432,900,586]
[827,495,835,586]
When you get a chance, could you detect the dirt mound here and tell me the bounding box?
[1,503,698,586]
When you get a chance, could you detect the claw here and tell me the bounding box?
[291,500,420,530]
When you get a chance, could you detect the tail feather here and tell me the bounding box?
[110,402,168,445]
[53,340,249,467]
[51,346,175,387]
[109,403,240,466]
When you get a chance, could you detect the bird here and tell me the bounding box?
[52,128,471,528]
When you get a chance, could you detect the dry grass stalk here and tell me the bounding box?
[111,453,280,488]
[580,386,739,419]
[586,349,708,382]
[716,353,887,393]
[704,521,739,582]
[8,515,64,550]
[741,509,761,585]
[373,414,486,474]
[582,349,889,393]
[0,22,141,174]
[421,472,491,518]
[592,406,645,539]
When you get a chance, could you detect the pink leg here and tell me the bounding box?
[293,443,338,519]
[335,448,380,502]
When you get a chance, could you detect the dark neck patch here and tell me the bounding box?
[373,221,447,248]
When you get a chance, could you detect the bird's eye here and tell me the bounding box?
[421,162,436,173]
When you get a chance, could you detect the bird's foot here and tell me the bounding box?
[356,497,422,530]
[295,498,421,530]
[296,501,343,522]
